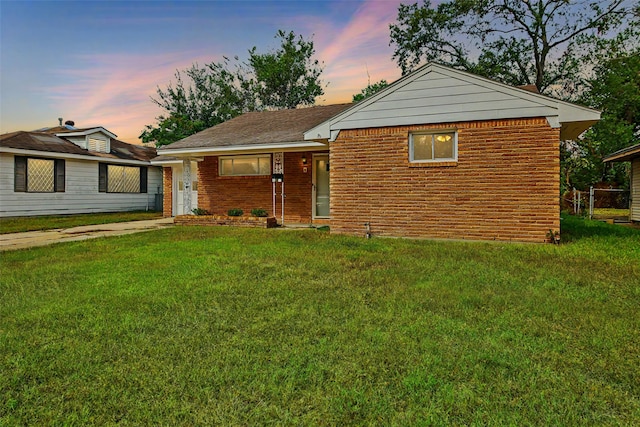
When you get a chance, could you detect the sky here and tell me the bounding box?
[0,0,408,144]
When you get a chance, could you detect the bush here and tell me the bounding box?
[250,208,268,217]
[227,208,244,217]
[191,208,210,215]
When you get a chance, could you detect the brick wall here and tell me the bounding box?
[197,151,318,223]
[330,118,560,243]
[163,167,172,217]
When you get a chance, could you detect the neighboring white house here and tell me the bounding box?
[0,123,162,217]
[604,143,640,222]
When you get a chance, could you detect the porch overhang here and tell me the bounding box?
[603,143,640,162]
[158,140,328,158]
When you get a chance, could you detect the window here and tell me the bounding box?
[14,156,65,193]
[409,131,457,162]
[219,155,271,176]
[99,163,147,193]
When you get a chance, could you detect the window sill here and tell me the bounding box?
[409,161,458,168]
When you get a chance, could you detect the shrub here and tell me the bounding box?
[227,208,244,217]
[191,208,210,216]
[250,208,268,217]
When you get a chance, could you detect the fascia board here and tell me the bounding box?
[159,141,328,157]
[0,147,152,166]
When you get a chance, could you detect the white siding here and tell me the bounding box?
[334,69,558,130]
[0,153,162,217]
[632,158,640,222]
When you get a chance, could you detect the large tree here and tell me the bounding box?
[141,31,324,146]
[389,0,634,95]
[562,51,640,191]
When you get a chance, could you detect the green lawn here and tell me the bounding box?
[0,211,162,234]
[1,215,639,425]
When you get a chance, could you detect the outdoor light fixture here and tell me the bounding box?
[302,155,307,164]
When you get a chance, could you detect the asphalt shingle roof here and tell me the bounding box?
[0,131,156,162]
[159,103,353,151]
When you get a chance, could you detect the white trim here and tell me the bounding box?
[409,130,458,163]
[312,153,330,219]
[158,141,328,157]
[56,127,117,139]
[0,147,152,166]
[150,157,203,166]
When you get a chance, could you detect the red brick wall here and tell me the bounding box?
[330,118,560,243]
[163,167,172,217]
[197,152,318,223]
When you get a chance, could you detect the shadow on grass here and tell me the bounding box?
[560,213,640,243]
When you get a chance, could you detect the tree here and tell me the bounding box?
[352,80,389,102]
[141,31,324,146]
[562,51,640,191]
[247,30,324,110]
[389,0,633,95]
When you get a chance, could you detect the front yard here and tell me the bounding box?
[1,215,639,425]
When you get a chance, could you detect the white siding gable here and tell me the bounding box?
[304,63,600,141]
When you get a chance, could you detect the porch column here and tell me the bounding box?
[182,159,192,215]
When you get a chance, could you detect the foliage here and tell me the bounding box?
[389,0,633,95]
[250,208,268,217]
[352,79,389,102]
[191,208,210,216]
[0,211,162,234]
[562,51,640,191]
[227,208,244,217]
[141,30,324,146]
[246,30,324,110]
[1,218,638,424]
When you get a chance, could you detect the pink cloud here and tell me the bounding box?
[313,0,403,104]
[44,51,212,143]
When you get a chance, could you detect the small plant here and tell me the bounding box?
[547,229,560,244]
[191,208,210,215]
[250,208,268,217]
[227,208,244,217]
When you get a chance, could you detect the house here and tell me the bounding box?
[0,122,162,217]
[155,63,600,242]
[604,143,640,222]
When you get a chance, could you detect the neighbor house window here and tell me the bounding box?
[409,131,457,162]
[99,163,147,193]
[14,156,65,192]
[219,155,271,176]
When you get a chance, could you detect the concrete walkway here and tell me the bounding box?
[0,218,174,252]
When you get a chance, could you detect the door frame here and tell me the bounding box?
[312,153,330,220]
[172,162,198,216]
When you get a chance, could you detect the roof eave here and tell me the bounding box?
[158,141,329,157]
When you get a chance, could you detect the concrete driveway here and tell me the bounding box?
[0,218,174,251]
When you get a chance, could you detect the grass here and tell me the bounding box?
[1,214,639,425]
[0,211,162,234]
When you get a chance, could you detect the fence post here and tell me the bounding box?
[589,186,594,219]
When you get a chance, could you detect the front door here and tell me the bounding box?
[173,163,198,215]
[313,155,330,218]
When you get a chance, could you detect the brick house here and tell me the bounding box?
[154,63,600,242]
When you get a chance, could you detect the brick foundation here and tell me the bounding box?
[329,118,560,243]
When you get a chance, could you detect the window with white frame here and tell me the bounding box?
[219,155,271,176]
[409,131,457,162]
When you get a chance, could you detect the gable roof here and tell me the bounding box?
[603,143,640,162]
[0,131,156,163]
[158,103,352,156]
[304,62,600,142]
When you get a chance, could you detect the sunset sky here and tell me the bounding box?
[1,0,408,144]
